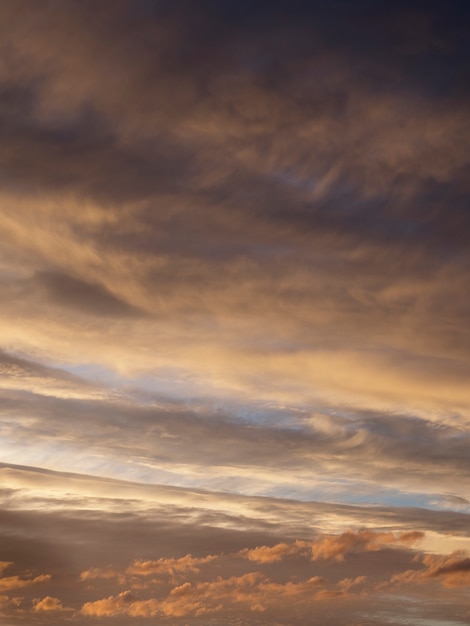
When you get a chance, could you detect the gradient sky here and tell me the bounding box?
[0,1,469,624]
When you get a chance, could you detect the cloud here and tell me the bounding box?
[127,554,216,578]
[0,348,103,400]
[309,530,424,562]
[81,589,139,617]
[2,374,469,509]
[81,572,330,618]
[31,271,146,318]
[32,596,66,612]
[0,465,468,625]
[0,562,50,592]
[425,553,470,587]
[78,542,469,620]
[391,551,470,589]
[80,554,216,586]
[241,530,424,563]
[0,595,22,610]
[241,541,306,563]
[0,2,467,623]
[80,566,121,582]
[2,463,469,550]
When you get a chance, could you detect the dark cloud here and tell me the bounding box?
[0,93,194,202]
[31,271,146,317]
[431,557,470,577]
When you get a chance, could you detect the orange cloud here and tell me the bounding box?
[81,571,364,618]
[80,566,121,582]
[391,551,470,589]
[242,530,424,564]
[424,552,470,587]
[0,595,23,610]
[240,540,309,563]
[82,590,140,617]
[310,530,424,562]
[127,554,216,577]
[0,574,50,591]
[0,595,11,610]
[80,573,306,617]
[80,553,217,592]
[32,596,66,612]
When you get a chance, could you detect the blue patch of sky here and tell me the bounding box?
[60,362,211,404]
[60,362,130,386]
[52,360,319,426]
[262,481,439,509]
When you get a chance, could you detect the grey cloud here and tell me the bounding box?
[0,0,466,377]
[32,271,146,318]
[3,462,470,537]
[0,99,195,203]
[0,349,86,386]
[0,348,103,402]
[0,0,466,248]
[1,383,469,506]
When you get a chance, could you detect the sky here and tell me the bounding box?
[0,0,469,624]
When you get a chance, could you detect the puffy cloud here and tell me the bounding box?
[79,546,469,620]
[74,530,433,620]
[241,541,308,563]
[424,553,470,587]
[80,554,216,588]
[81,590,140,617]
[309,530,424,562]
[242,530,425,563]
[391,551,470,589]
[0,564,50,591]
[0,595,23,610]
[81,572,329,618]
[32,596,66,612]
[127,554,216,578]
[80,566,122,582]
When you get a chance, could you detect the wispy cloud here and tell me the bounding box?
[0,0,468,623]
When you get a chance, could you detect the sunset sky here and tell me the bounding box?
[0,1,469,624]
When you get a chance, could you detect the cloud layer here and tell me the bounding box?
[0,0,468,624]
[0,465,469,625]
